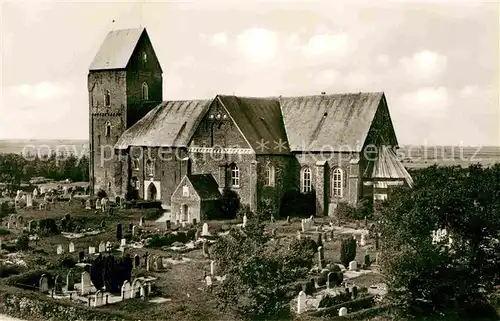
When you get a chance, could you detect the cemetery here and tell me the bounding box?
[0,187,390,321]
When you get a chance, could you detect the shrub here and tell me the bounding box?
[340,237,356,267]
[0,228,10,236]
[96,189,107,198]
[220,187,240,219]
[0,263,24,278]
[336,202,357,220]
[125,185,138,201]
[54,256,76,269]
[16,234,29,251]
[144,208,164,221]
[38,218,59,236]
[288,238,318,270]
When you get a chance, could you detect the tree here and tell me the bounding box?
[380,164,500,318]
[0,154,25,186]
[210,216,314,317]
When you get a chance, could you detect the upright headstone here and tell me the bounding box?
[349,261,357,271]
[318,246,324,269]
[56,244,63,255]
[192,218,197,226]
[85,199,91,210]
[156,256,163,270]
[26,194,33,208]
[94,290,103,307]
[202,241,209,258]
[166,220,171,230]
[205,275,212,286]
[68,242,75,253]
[210,260,216,275]
[121,280,132,300]
[28,220,35,232]
[134,254,140,268]
[242,214,248,227]
[375,233,380,250]
[297,291,307,314]
[81,271,91,295]
[89,246,96,254]
[39,274,49,293]
[98,242,106,253]
[202,223,209,236]
[121,238,126,247]
[95,199,101,210]
[286,216,290,223]
[327,272,336,289]
[54,275,62,293]
[139,217,145,227]
[338,307,348,316]
[301,219,306,232]
[116,223,123,241]
[360,233,366,246]
[146,254,150,271]
[66,270,75,291]
[33,188,38,199]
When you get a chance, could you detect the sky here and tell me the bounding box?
[0,0,499,146]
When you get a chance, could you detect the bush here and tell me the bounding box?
[16,234,29,251]
[220,187,240,219]
[340,237,356,268]
[0,228,10,236]
[96,189,107,198]
[144,208,164,221]
[146,231,195,248]
[336,202,357,220]
[125,185,138,201]
[54,256,76,269]
[0,263,24,278]
[38,218,59,236]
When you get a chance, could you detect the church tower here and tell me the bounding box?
[88,27,163,196]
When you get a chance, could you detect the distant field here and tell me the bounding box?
[0,139,88,156]
[0,140,499,168]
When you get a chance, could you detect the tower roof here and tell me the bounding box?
[89,27,145,70]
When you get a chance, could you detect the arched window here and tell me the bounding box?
[332,167,343,197]
[104,90,111,107]
[105,121,111,137]
[142,51,147,64]
[265,164,275,187]
[301,167,312,193]
[142,82,148,100]
[146,159,154,177]
[132,157,139,170]
[230,163,240,187]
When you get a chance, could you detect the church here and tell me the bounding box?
[88,27,413,220]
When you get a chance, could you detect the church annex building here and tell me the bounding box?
[88,27,412,220]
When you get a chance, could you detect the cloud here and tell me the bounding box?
[236,28,278,63]
[301,33,349,58]
[458,85,480,98]
[13,82,66,101]
[399,50,448,82]
[399,87,450,116]
[210,32,228,46]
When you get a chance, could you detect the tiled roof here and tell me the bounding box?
[114,100,212,149]
[89,28,145,70]
[217,95,290,155]
[187,174,221,200]
[280,92,384,152]
[371,146,414,187]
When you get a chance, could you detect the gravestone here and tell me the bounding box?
[121,280,132,300]
[349,261,357,271]
[360,233,366,246]
[78,251,85,262]
[116,223,123,241]
[139,217,145,227]
[202,241,209,258]
[338,307,348,316]
[156,256,163,270]
[192,218,197,226]
[166,220,171,230]
[327,272,336,289]
[94,290,103,307]
[28,220,35,232]
[205,275,212,286]
[33,188,38,199]
[297,291,307,314]
[66,270,74,291]
[134,254,140,268]
[145,254,150,271]
[56,244,63,255]
[301,219,306,232]
[318,246,324,269]
[54,275,62,293]
[128,223,133,232]
[296,230,302,240]
[39,274,49,293]
[364,252,370,267]
[351,285,358,299]
[132,225,138,236]
[95,200,101,210]
[242,214,248,227]
[68,242,75,253]
[106,241,112,252]
[26,194,33,208]
[89,246,96,254]
[81,271,91,295]
[85,199,91,210]
[120,238,126,247]
[210,260,216,275]
[286,216,290,223]
[98,242,105,253]
[201,223,209,236]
